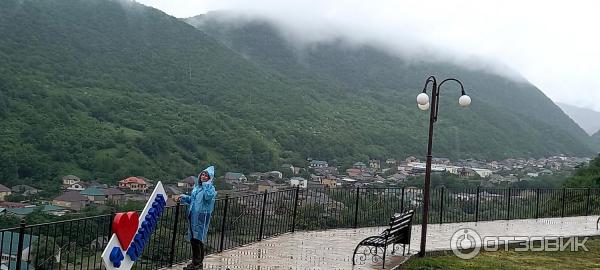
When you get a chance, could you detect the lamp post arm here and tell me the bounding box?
[433,78,466,122]
[438,78,466,95]
[422,76,437,93]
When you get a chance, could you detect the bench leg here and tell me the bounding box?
[382,245,387,269]
[402,244,405,256]
[352,245,360,265]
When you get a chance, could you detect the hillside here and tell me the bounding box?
[0,0,595,190]
[594,131,600,147]
[563,154,600,187]
[557,103,600,135]
[0,0,301,189]
[187,14,594,156]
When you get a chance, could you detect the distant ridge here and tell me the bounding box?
[557,103,600,135]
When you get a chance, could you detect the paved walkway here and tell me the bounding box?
[167,215,600,270]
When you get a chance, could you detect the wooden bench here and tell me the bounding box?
[352,210,414,269]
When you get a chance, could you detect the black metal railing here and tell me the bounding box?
[2,187,599,270]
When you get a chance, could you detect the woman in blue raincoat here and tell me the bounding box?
[177,166,217,270]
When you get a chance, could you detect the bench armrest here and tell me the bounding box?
[379,229,391,238]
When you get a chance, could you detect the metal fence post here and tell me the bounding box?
[586,188,591,216]
[168,202,181,267]
[258,190,268,241]
[535,188,540,219]
[291,186,300,232]
[561,188,566,218]
[400,187,405,214]
[439,187,444,225]
[219,195,230,252]
[354,187,360,228]
[15,218,26,270]
[507,188,511,220]
[475,186,480,223]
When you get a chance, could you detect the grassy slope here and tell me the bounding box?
[404,238,600,270]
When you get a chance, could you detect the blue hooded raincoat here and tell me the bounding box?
[179,166,217,241]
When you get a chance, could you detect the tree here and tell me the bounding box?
[563,155,600,188]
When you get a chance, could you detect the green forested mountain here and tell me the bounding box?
[0,0,594,190]
[187,14,595,158]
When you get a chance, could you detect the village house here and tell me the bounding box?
[472,168,493,178]
[309,160,329,168]
[224,172,248,182]
[458,167,478,178]
[267,171,283,180]
[248,172,266,181]
[310,174,324,182]
[353,162,367,170]
[62,175,81,189]
[321,178,338,188]
[290,177,308,189]
[53,191,89,211]
[80,187,108,204]
[405,156,419,163]
[177,176,195,190]
[346,168,362,177]
[178,176,195,190]
[340,177,358,187]
[0,184,11,201]
[11,185,41,196]
[66,181,89,191]
[369,159,381,170]
[104,187,126,204]
[313,166,339,176]
[119,176,150,191]
[385,159,397,165]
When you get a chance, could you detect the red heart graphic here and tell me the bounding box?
[112,212,139,250]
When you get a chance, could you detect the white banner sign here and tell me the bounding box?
[101,181,168,270]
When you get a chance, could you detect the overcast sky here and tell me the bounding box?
[137,0,600,111]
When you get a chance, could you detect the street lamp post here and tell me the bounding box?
[416,75,471,257]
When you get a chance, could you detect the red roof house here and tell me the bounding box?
[118,177,150,191]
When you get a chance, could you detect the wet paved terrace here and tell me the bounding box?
[167,215,600,270]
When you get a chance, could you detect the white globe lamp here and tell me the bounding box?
[458,95,471,107]
[417,93,429,106]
